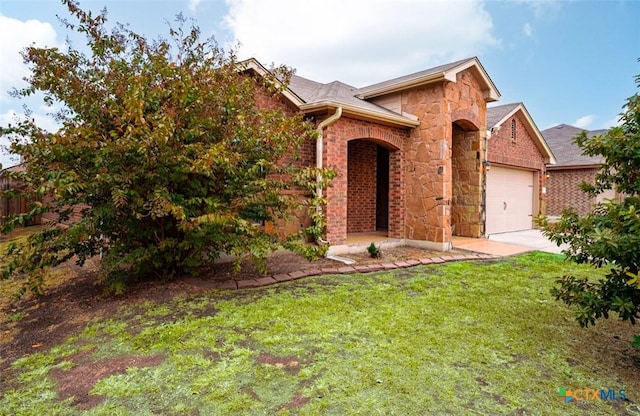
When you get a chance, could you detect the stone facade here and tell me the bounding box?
[452,125,484,237]
[400,70,487,244]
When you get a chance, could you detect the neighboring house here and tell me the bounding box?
[0,164,37,225]
[484,103,555,235]
[246,57,502,252]
[541,124,614,216]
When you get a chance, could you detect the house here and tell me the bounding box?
[541,124,615,216]
[4,56,551,252]
[484,103,555,235]
[245,56,518,253]
[0,164,37,225]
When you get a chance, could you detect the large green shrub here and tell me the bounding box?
[0,0,332,293]
[540,63,640,344]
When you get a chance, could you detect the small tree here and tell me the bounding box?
[539,65,640,345]
[0,0,332,293]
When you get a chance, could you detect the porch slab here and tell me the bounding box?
[327,235,404,256]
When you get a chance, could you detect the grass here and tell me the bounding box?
[1,251,640,414]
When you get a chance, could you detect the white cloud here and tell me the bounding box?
[224,0,500,86]
[0,109,59,169]
[601,115,621,129]
[0,15,65,103]
[522,23,533,37]
[574,115,596,129]
[516,0,562,19]
[188,0,202,13]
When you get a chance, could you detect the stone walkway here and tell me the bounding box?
[182,252,501,291]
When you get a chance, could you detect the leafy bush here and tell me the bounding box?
[0,0,333,293]
[540,63,640,340]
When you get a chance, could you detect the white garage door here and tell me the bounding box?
[486,166,534,235]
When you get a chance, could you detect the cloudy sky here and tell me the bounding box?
[1,0,638,168]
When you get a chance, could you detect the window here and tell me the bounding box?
[511,119,516,142]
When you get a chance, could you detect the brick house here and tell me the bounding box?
[6,57,552,252]
[485,103,555,234]
[0,164,39,225]
[246,57,504,252]
[541,124,615,216]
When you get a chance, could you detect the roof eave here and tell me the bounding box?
[356,58,500,103]
[238,58,306,108]
[299,101,420,128]
[546,163,600,170]
[356,73,446,99]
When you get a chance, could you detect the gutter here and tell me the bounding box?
[315,107,342,244]
[300,101,419,128]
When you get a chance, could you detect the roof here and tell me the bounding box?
[487,103,520,129]
[487,102,556,164]
[288,75,419,127]
[240,57,500,128]
[541,124,607,168]
[355,57,500,102]
[0,163,25,174]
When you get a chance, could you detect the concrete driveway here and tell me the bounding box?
[488,229,567,254]
[452,229,567,256]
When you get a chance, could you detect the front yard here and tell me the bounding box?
[1,246,639,414]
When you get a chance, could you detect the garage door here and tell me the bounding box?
[485,166,534,235]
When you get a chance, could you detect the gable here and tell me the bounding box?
[487,103,555,165]
[356,57,500,103]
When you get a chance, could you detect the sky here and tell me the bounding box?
[0,0,638,168]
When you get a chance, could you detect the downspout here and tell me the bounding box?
[315,107,342,245]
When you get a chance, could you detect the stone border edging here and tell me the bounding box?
[182,253,501,291]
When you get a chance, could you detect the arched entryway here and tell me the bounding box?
[347,140,393,234]
[451,120,484,237]
[323,120,407,245]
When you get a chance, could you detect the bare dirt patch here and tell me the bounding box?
[279,392,310,411]
[257,352,301,374]
[50,352,165,409]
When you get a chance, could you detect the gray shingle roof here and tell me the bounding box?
[487,103,521,128]
[541,124,607,167]
[354,58,472,97]
[288,75,413,120]
[284,56,498,126]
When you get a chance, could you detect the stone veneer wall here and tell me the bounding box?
[400,69,488,246]
[451,125,483,237]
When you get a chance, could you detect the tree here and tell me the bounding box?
[539,64,640,345]
[0,0,332,293]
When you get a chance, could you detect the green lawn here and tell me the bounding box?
[2,252,639,415]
